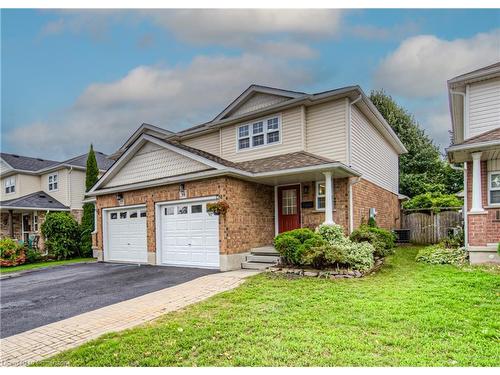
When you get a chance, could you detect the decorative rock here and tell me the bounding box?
[304,271,319,277]
[353,270,363,278]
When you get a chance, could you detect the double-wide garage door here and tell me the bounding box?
[104,200,219,268]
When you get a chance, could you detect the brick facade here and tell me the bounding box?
[94,177,275,257]
[466,161,500,246]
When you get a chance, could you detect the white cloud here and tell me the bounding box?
[374,30,500,98]
[5,54,313,159]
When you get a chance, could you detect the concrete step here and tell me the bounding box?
[241,261,275,270]
[246,254,280,263]
[250,246,279,256]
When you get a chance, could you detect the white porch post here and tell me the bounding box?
[471,152,484,213]
[323,171,334,224]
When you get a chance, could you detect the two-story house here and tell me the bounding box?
[0,151,114,249]
[447,62,500,264]
[86,85,407,270]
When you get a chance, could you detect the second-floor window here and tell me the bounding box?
[489,171,500,205]
[4,177,15,194]
[237,115,281,151]
[48,173,58,191]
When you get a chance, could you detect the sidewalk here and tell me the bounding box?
[0,269,259,367]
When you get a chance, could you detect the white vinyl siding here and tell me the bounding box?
[0,159,12,174]
[220,107,302,162]
[182,131,221,156]
[229,93,289,118]
[351,106,399,194]
[305,99,348,163]
[70,170,87,209]
[467,77,500,138]
[41,169,69,206]
[105,142,211,188]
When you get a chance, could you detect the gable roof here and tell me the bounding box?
[448,61,500,87]
[61,151,115,170]
[0,191,69,210]
[0,153,59,172]
[454,127,500,146]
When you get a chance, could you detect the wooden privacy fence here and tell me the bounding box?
[401,208,463,244]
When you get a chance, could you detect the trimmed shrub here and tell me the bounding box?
[0,238,26,267]
[274,228,325,266]
[415,244,468,266]
[315,224,348,246]
[350,224,396,258]
[41,212,80,260]
[367,217,377,228]
[344,242,375,271]
[25,247,43,264]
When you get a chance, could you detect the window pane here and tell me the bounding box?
[119,212,127,219]
[11,186,15,193]
[49,176,53,183]
[53,182,58,190]
[491,190,500,204]
[253,122,263,134]
[130,212,138,218]
[491,173,500,189]
[282,189,297,215]
[267,117,279,130]
[178,206,188,214]
[317,197,325,209]
[239,138,250,149]
[267,131,279,144]
[238,125,249,137]
[191,204,203,214]
[110,213,117,219]
[140,210,147,217]
[317,183,326,196]
[53,175,58,182]
[165,206,175,215]
[252,134,264,147]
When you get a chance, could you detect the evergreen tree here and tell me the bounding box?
[370,90,463,197]
[81,145,99,257]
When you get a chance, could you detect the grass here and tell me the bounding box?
[37,247,499,367]
[0,257,95,274]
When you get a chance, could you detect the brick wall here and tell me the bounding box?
[95,176,275,256]
[466,161,500,246]
[0,212,22,240]
[352,178,401,231]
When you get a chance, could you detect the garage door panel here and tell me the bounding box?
[106,209,147,263]
[159,201,219,268]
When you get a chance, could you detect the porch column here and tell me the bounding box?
[323,171,334,224]
[471,152,484,213]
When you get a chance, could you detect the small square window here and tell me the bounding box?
[48,173,58,191]
[253,122,263,134]
[140,210,147,218]
[178,206,188,214]
[110,213,117,220]
[239,138,250,149]
[165,206,175,215]
[239,125,249,138]
[267,117,279,130]
[252,134,264,147]
[267,131,279,144]
[130,212,138,218]
[191,204,203,214]
[119,212,127,219]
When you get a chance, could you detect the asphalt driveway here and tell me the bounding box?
[0,262,218,338]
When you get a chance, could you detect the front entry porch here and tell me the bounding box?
[0,209,45,250]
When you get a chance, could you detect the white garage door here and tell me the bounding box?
[106,207,147,263]
[158,200,219,268]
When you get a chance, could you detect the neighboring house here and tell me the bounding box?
[87,84,407,270]
[447,62,500,264]
[0,151,114,249]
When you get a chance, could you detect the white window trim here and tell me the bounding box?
[488,171,500,206]
[236,114,282,152]
[48,172,59,192]
[315,181,334,211]
[4,176,16,195]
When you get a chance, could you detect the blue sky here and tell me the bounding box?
[2,9,499,159]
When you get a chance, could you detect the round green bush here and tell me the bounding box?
[316,224,349,245]
[41,212,80,260]
[350,224,395,257]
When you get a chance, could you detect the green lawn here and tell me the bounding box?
[0,257,95,274]
[37,247,499,367]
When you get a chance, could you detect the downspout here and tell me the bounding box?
[463,162,468,249]
[347,95,362,233]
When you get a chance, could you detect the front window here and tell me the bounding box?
[489,172,500,205]
[315,181,334,210]
[48,173,58,191]
[4,176,15,194]
[237,115,281,151]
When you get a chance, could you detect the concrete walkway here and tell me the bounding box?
[0,269,259,367]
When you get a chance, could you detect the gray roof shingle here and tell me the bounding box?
[61,151,115,170]
[0,191,69,210]
[0,153,59,171]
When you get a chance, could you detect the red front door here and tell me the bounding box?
[278,185,301,233]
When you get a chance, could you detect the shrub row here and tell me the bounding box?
[415,245,468,266]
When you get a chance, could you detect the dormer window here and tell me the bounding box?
[4,176,15,194]
[237,115,281,151]
[48,173,58,191]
